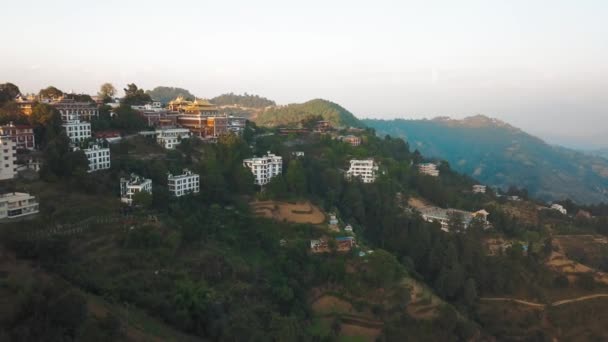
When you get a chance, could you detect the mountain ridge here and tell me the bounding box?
[364,115,608,204]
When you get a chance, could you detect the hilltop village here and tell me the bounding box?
[2,82,608,341]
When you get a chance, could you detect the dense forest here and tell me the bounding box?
[146,86,196,104]
[210,92,276,108]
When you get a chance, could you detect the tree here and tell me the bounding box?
[285,159,307,196]
[111,105,147,132]
[146,86,195,104]
[122,83,152,105]
[0,82,21,104]
[98,83,116,102]
[463,278,477,308]
[300,114,324,129]
[132,191,153,208]
[39,86,64,100]
[447,211,465,233]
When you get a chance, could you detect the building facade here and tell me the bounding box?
[167,169,200,197]
[340,135,361,147]
[0,136,17,180]
[0,192,39,219]
[418,163,440,177]
[0,123,35,150]
[551,204,567,215]
[346,159,378,183]
[243,152,283,186]
[120,174,153,205]
[63,120,91,144]
[52,98,99,121]
[155,128,191,149]
[472,185,487,194]
[82,145,111,172]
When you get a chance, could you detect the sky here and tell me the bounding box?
[2,0,608,148]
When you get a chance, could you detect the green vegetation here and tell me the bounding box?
[121,83,152,105]
[364,115,608,204]
[255,99,364,128]
[210,92,275,108]
[146,86,196,104]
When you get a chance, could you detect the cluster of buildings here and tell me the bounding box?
[120,169,201,205]
[140,97,246,139]
[472,184,487,194]
[338,135,362,147]
[310,236,356,253]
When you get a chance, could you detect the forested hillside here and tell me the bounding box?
[146,86,196,104]
[364,115,608,204]
[255,99,364,128]
[210,93,275,108]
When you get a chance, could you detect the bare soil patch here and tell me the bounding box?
[251,200,325,224]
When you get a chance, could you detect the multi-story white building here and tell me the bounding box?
[243,152,283,186]
[418,163,439,177]
[346,159,378,183]
[0,136,17,180]
[120,174,153,205]
[472,185,487,194]
[82,144,111,172]
[0,123,36,150]
[551,204,567,215]
[167,169,200,197]
[63,120,91,144]
[155,128,191,149]
[0,192,39,219]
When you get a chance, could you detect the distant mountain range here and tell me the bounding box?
[254,99,364,128]
[364,115,608,204]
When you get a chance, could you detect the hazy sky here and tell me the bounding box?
[3,0,608,147]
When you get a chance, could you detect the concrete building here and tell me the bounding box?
[346,159,378,183]
[473,185,487,194]
[167,169,200,197]
[0,192,39,219]
[418,163,439,177]
[120,174,153,205]
[0,123,35,150]
[63,120,91,144]
[82,144,111,172]
[340,135,362,147]
[52,98,99,121]
[551,204,567,215]
[419,207,490,232]
[292,151,305,158]
[155,128,191,149]
[243,152,283,186]
[0,136,17,180]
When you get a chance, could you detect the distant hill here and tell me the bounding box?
[210,93,275,108]
[364,115,608,204]
[255,99,365,128]
[146,86,195,104]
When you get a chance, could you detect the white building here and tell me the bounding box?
[0,136,17,180]
[63,120,91,144]
[120,174,153,205]
[551,204,567,215]
[346,159,378,183]
[419,207,490,232]
[243,152,283,186]
[168,169,200,197]
[292,151,305,158]
[155,128,191,149]
[418,163,439,177]
[0,192,39,219]
[473,185,487,194]
[82,144,111,172]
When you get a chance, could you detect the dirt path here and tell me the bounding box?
[480,293,608,308]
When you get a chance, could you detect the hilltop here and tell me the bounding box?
[364,115,608,204]
[254,98,365,128]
